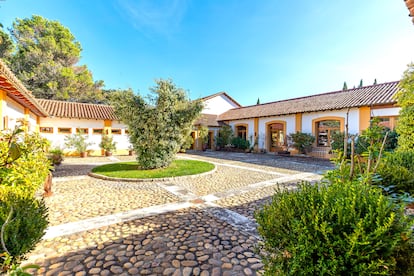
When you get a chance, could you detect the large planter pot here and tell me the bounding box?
[105,151,112,156]
[80,152,87,158]
[128,150,133,156]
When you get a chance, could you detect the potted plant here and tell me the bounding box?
[99,133,116,156]
[64,131,93,157]
[47,148,64,166]
[128,145,134,156]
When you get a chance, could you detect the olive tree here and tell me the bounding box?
[112,79,203,169]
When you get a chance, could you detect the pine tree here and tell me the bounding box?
[342,82,348,91]
[257,98,260,105]
[358,79,363,88]
[373,78,377,85]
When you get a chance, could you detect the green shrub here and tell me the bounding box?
[0,128,51,196]
[356,128,398,155]
[289,132,315,154]
[64,131,93,155]
[0,191,48,267]
[111,79,203,169]
[377,151,414,195]
[215,125,234,148]
[255,181,414,275]
[231,136,250,150]
[47,148,64,166]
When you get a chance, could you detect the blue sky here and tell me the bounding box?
[1,0,414,106]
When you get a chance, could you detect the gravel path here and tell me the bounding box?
[26,151,332,275]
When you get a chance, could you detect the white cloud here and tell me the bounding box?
[115,0,189,38]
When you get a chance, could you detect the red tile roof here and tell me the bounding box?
[0,59,48,117]
[219,81,400,121]
[194,113,222,127]
[37,99,118,120]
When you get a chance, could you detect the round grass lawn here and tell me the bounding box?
[91,159,215,179]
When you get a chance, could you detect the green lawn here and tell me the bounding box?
[91,159,215,179]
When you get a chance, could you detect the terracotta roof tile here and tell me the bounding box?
[218,81,400,121]
[194,113,222,127]
[37,99,118,120]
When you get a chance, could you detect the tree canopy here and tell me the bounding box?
[3,15,105,102]
[395,63,414,153]
[112,79,203,169]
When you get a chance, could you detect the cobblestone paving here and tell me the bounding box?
[171,167,277,197]
[29,208,262,276]
[44,179,181,226]
[26,152,331,275]
[214,183,297,221]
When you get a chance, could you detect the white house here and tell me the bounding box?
[218,81,400,157]
[0,58,402,159]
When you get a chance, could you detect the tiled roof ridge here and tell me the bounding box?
[37,98,118,120]
[238,80,400,110]
[201,91,242,107]
[37,98,111,108]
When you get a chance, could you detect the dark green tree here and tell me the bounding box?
[112,79,203,169]
[342,81,348,90]
[358,79,363,88]
[373,78,377,85]
[257,97,260,105]
[6,15,104,102]
[0,23,13,59]
[395,63,414,153]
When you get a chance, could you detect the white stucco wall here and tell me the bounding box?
[229,119,255,143]
[111,121,131,150]
[39,117,131,151]
[203,94,239,115]
[5,98,25,130]
[258,115,296,150]
[371,107,400,117]
[302,108,360,135]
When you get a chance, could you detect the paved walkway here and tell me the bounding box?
[27,151,333,276]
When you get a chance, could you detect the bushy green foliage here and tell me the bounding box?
[112,79,203,169]
[231,136,250,150]
[0,128,50,196]
[198,126,209,145]
[0,191,48,266]
[5,15,105,103]
[356,127,398,155]
[289,132,315,154]
[0,126,49,272]
[47,148,64,166]
[99,133,116,153]
[377,151,414,195]
[395,63,414,153]
[256,181,414,275]
[215,125,233,148]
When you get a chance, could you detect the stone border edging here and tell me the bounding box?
[88,163,217,182]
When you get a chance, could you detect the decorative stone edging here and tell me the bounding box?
[87,163,217,182]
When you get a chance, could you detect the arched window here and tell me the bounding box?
[236,125,247,140]
[316,120,341,147]
[266,121,286,152]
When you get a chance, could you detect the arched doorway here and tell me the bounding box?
[268,122,286,152]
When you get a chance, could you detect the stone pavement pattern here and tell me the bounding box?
[27,152,333,275]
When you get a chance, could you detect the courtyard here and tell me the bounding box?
[27,152,333,276]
